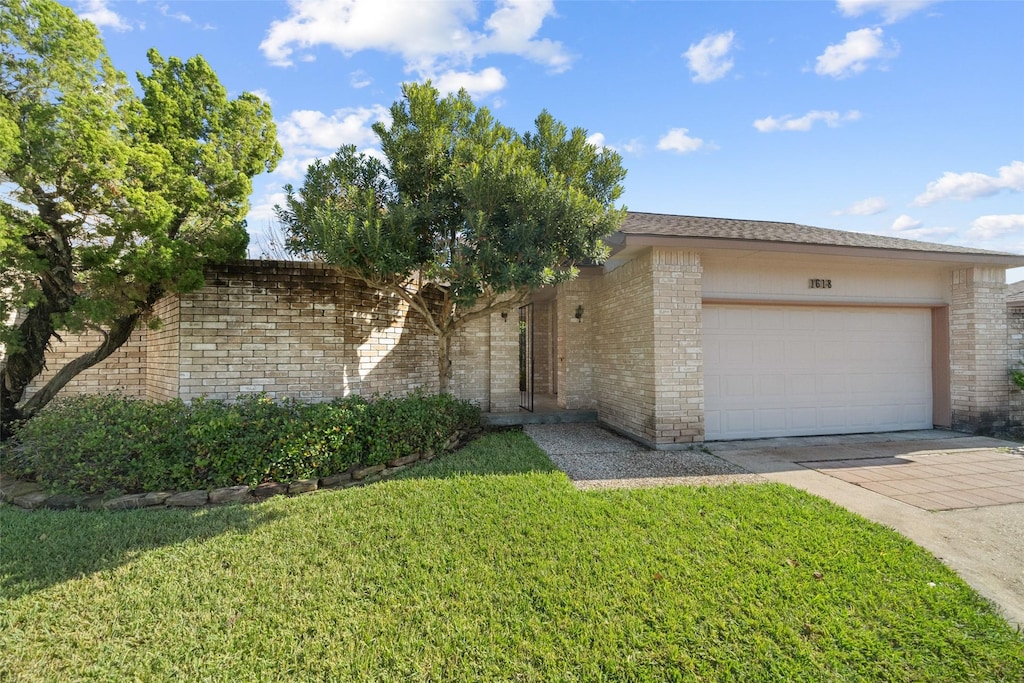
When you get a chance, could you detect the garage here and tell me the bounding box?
[703,304,933,440]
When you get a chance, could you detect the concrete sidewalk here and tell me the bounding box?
[525,424,1024,628]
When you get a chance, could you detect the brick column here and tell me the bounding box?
[950,267,1009,432]
[650,248,703,446]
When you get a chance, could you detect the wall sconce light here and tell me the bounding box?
[574,305,584,321]
[501,310,509,321]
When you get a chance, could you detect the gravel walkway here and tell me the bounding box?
[524,423,764,490]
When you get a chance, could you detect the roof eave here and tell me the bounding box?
[615,233,1024,268]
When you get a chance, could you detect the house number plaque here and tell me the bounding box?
[808,278,832,289]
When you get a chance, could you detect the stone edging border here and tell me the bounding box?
[0,428,483,512]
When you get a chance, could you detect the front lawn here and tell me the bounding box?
[1,432,1021,681]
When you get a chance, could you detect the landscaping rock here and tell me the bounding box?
[209,486,253,505]
[166,490,209,507]
[385,464,408,475]
[287,479,318,494]
[422,449,437,461]
[0,481,44,503]
[79,495,107,511]
[253,482,287,499]
[352,464,385,480]
[319,473,351,488]
[387,453,420,468]
[139,492,173,507]
[42,493,81,510]
[104,493,152,511]
[13,490,52,510]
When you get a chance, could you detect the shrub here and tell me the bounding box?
[6,394,191,494]
[5,391,481,495]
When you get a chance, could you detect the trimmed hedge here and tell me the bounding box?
[2,392,480,495]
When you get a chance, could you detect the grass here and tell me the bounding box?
[2,431,1022,681]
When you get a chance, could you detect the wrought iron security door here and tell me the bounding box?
[518,304,534,412]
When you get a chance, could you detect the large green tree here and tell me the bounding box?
[278,82,626,393]
[0,0,281,437]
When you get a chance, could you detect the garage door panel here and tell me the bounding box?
[705,305,932,440]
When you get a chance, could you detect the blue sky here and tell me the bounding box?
[70,0,1024,281]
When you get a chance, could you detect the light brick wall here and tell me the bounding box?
[556,275,597,410]
[950,267,1010,431]
[595,251,656,441]
[651,248,703,445]
[489,309,521,411]
[451,313,491,409]
[533,301,553,395]
[1010,305,1024,424]
[177,261,439,402]
[26,260,499,408]
[24,328,147,400]
[145,295,180,402]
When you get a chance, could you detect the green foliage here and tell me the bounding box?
[0,0,282,431]
[277,82,627,391]
[1011,365,1024,391]
[4,392,481,494]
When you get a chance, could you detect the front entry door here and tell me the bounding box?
[519,304,534,412]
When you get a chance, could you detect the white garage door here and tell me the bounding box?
[704,305,932,440]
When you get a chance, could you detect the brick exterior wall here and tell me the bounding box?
[488,310,521,412]
[177,261,441,402]
[594,248,704,448]
[595,251,656,441]
[1010,305,1024,425]
[24,328,147,400]
[22,260,494,409]
[950,267,1010,431]
[556,275,597,410]
[533,301,553,395]
[650,248,703,445]
[145,295,180,402]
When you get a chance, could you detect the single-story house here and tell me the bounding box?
[21,212,1024,447]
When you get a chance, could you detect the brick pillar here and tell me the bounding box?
[555,277,596,410]
[950,267,1009,432]
[650,248,703,446]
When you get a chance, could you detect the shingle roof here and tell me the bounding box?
[620,212,1019,257]
[1009,280,1024,306]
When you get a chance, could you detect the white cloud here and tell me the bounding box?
[157,3,192,24]
[250,89,272,105]
[586,132,612,153]
[275,105,390,180]
[75,0,132,31]
[684,31,735,83]
[248,191,289,225]
[621,139,644,155]
[350,70,372,88]
[913,161,1024,206]
[893,226,956,241]
[966,214,1024,241]
[260,0,570,89]
[836,0,937,24]
[432,67,508,98]
[833,196,889,216]
[657,128,705,154]
[815,28,895,78]
[891,214,922,231]
[754,109,861,132]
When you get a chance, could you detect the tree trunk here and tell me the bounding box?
[437,331,452,394]
[1,300,63,440]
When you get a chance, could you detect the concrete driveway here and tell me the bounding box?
[709,430,1024,628]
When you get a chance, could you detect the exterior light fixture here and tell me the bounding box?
[575,305,584,321]
[501,310,509,321]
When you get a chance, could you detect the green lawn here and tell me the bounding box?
[2,432,1022,682]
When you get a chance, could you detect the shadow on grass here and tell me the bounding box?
[391,430,560,481]
[0,503,280,599]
